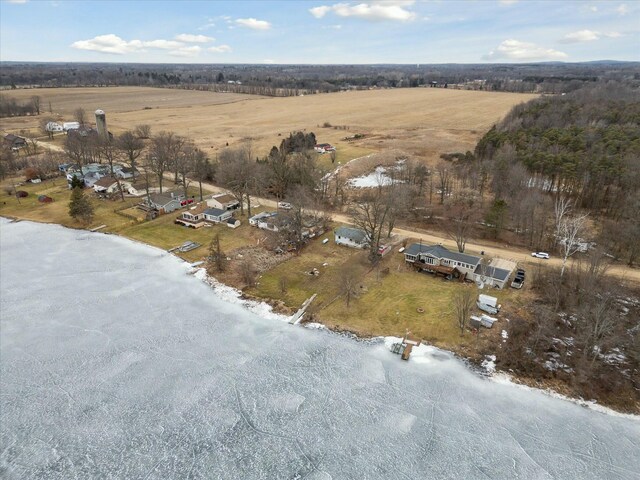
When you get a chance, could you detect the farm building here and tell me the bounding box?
[334,226,369,249]
[4,134,27,150]
[204,207,233,224]
[146,193,184,214]
[207,193,240,211]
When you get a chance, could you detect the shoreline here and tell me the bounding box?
[2,215,638,417]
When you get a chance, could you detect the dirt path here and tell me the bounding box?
[167,175,640,284]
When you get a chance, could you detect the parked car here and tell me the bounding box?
[277,202,292,210]
[531,252,550,259]
[515,268,526,279]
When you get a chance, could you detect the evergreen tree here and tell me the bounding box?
[68,187,94,224]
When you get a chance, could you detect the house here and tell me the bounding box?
[115,166,138,180]
[204,207,233,224]
[249,211,276,226]
[207,193,240,211]
[226,218,241,229]
[175,206,207,228]
[258,213,280,232]
[334,226,369,249]
[404,244,481,280]
[146,192,184,214]
[405,243,512,288]
[4,134,27,150]
[93,176,132,195]
[45,122,63,133]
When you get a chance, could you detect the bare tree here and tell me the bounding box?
[39,116,56,139]
[442,189,479,253]
[453,288,475,336]
[98,138,125,201]
[116,131,145,181]
[558,213,588,277]
[217,145,259,216]
[148,131,183,194]
[30,96,41,115]
[74,108,86,126]
[351,187,391,263]
[339,266,359,307]
[239,259,257,287]
[207,233,226,274]
[554,195,572,246]
[435,161,452,205]
[134,124,152,139]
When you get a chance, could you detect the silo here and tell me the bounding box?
[95,109,108,140]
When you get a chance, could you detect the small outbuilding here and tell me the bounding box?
[226,218,241,229]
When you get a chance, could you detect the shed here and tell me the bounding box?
[226,218,241,229]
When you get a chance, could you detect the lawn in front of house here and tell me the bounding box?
[0,176,141,231]
[251,235,520,350]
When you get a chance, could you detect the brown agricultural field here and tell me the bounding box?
[1,86,537,163]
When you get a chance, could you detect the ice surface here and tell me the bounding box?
[1,219,639,479]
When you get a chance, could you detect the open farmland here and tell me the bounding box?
[1,86,537,161]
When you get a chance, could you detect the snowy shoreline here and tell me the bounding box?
[2,216,637,420]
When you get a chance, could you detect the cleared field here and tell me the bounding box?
[1,86,537,161]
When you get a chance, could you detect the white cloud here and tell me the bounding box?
[71,34,139,55]
[168,45,201,58]
[263,59,276,64]
[559,30,624,43]
[309,1,416,22]
[616,3,629,15]
[143,39,184,49]
[198,22,216,31]
[560,30,600,43]
[7,0,29,4]
[589,5,598,12]
[71,34,211,56]
[208,45,232,53]
[235,18,272,30]
[499,0,519,5]
[174,34,214,43]
[484,39,568,61]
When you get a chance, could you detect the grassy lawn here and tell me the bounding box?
[0,177,141,231]
[118,206,265,263]
[251,234,521,350]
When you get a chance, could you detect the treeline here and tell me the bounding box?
[473,82,640,263]
[2,61,638,95]
[0,93,41,117]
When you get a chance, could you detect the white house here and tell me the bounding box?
[175,206,207,228]
[93,176,132,195]
[204,207,233,224]
[45,122,63,133]
[62,122,80,132]
[334,226,369,249]
[207,193,240,211]
[249,211,276,226]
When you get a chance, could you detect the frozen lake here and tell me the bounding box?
[1,220,639,479]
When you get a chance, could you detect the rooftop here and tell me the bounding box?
[335,226,368,243]
[404,244,481,266]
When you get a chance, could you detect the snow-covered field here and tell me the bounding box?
[1,219,639,479]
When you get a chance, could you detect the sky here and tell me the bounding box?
[0,0,638,64]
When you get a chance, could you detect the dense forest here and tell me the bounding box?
[1,61,638,95]
[475,83,640,264]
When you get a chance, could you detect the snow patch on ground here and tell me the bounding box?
[481,355,497,374]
